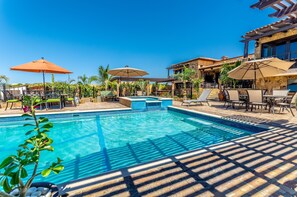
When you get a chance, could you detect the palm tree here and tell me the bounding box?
[174,67,195,99]
[98,65,110,90]
[220,61,241,88]
[78,75,90,97]
[0,75,8,84]
[192,78,204,97]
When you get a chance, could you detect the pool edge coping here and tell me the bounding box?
[0,108,132,118]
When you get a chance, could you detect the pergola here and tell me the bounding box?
[241,0,297,57]
[251,0,297,18]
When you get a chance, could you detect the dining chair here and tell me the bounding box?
[226,90,245,109]
[247,90,268,113]
[277,92,297,116]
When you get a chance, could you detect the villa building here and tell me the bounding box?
[167,55,254,96]
[241,0,297,90]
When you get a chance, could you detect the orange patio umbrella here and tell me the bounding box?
[10,57,72,95]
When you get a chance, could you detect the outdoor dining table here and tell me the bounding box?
[263,95,287,114]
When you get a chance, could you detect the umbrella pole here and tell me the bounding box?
[43,71,46,97]
[254,63,256,89]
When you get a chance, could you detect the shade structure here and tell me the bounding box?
[228,58,294,88]
[11,58,72,74]
[10,58,72,95]
[273,68,297,77]
[108,65,148,77]
[108,65,148,97]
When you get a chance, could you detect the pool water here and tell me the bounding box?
[0,109,260,185]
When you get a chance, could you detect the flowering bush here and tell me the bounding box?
[0,96,64,197]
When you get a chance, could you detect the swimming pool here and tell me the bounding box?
[0,108,266,185]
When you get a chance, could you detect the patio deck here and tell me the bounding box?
[1,100,297,196]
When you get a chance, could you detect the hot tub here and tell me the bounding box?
[119,96,173,110]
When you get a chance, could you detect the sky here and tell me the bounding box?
[0,0,277,84]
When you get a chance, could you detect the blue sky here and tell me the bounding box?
[0,0,277,84]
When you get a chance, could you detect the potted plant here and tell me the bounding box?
[0,96,64,197]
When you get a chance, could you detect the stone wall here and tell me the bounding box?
[253,29,297,90]
[255,29,297,59]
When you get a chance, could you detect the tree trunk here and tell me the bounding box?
[19,188,28,197]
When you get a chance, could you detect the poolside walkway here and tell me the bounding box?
[57,101,297,197]
[0,101,127,115]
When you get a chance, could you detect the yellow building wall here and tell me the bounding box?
[254,29,297,90]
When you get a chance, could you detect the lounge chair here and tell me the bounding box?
[225,90,245,109]
[247,90,268,113]
[100,91,115,102]
[181,89,211,106]
[277,92,297,116]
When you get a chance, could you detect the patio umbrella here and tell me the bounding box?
[10,57,72,95]
[228,58,294,88]
[108,65,148,77]
[108,65,148,97]
[272,68,297,77]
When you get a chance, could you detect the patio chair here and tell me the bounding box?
[181,89,211,107]
[277,92,297,116]
[247,90,268,113]
[4,91,22,111]
[272,89,290,102]
[226,90,245,109]
[223,89,230,107]
[45,93,62,110]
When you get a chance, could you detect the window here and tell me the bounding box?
[275,43,286,60]
[290,41,297,60]
[262,45,273,58]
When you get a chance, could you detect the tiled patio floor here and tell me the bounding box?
[56,101,297,197]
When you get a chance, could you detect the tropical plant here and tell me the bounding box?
[0,75,9,84]
[192,78,204,97]
[220,61,241,88]
[98,65,111,90]
[77,74,98,97]
[0,96,63,197]
[174,67,196,99]
[135,79,148,92]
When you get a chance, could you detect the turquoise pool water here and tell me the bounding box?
[0,109,262,185]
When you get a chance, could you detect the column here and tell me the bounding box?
[244,41,249,58]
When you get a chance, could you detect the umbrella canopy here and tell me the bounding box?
[273,68,297,77]
[10,58,72,74]
[10,58,72,95]
[228,58,294,80]
[108,65,148,77]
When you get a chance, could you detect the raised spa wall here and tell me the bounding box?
[119,97,173,110]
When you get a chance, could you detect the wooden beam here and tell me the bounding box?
[251,0,281,10]
[241,23,297,42]
[270,3,297,18]
[270,25,279,30]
